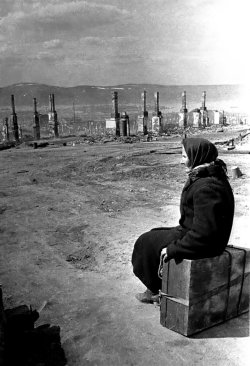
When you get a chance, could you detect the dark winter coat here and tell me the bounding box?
[131,163,235,293]
[167,164,235,260]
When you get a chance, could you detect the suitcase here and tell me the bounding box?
[160,245,250,336]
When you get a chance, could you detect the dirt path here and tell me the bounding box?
[0,135,249,365]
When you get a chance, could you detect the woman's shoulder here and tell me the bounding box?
[190,174,233,201]
[188,163,228,184]
[189,169,231,190]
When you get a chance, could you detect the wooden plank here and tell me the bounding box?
[160,260,191,335]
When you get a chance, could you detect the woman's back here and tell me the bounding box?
[174,163,235,260]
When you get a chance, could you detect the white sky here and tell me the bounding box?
[0,0,249,86]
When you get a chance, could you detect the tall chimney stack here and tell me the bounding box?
[10,95,19,142]
[49,94,53,112]
[181,91,187,112]
[112,91,119,118]
[201,91,206,110]
[33,98,40,140]
[111,91,120,136]
[140,90,148,134]
[52,93,55,112]
[11,95,16,114]
[179,91,188,128]
[33,97,37,114]
[48,93,59,137]
[200,91,208,127]
[154,92,160,116]
[141,90,148,116]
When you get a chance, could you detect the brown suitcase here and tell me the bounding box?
[160,245,250,336]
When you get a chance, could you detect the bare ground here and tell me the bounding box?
[0,127,250,365]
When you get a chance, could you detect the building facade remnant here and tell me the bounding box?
[33,98,40,140]
[151,116,161,133]
[192,108,202,128]
[18,125,23,140]
[150,92,162,133]
[48,94,59,138]
[213,110,223,125]
[105,117,117,134]
[10,94,19,142]
[119,112,130,137]
[2,118,9,142]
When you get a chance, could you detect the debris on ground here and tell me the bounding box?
[231,166,243,178]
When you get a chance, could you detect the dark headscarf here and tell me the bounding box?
[182,138,218,169]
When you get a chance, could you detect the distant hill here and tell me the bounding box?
[0,82,244,113]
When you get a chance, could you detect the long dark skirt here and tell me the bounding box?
[131,226,185,293]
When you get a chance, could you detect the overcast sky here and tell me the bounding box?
[0,0,248,86]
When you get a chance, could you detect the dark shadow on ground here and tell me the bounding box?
[191,312,249,339]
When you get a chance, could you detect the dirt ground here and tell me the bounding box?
[0,126,250,365]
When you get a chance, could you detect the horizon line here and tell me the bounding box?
[0,82,243,89]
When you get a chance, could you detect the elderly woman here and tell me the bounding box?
[132,137,235,303]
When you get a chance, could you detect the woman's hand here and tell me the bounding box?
[158,247,169,279]
[160,247,168,263]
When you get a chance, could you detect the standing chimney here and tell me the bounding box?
[49,94,53,112]
[48,93,59,137]
[201,91,206,110]
[152,91,162,133]
[154,92,160,116]
[112,91,119,118]
[33,98,40,140]
[140,90,148,134]
[11,95,19,142]
[52,94,59,137]
[181,91,187,112]
[200,91,208,127]
[141,90,148,117]
[111,91,120,136]
[52,93,55,112]
[179,91,188,128]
